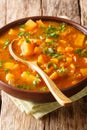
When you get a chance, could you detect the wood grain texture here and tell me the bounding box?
[6,0,41,23]
[0,0,6,27]
[0,0,87,130]
[42,0,80,23]
[80,0,87,27]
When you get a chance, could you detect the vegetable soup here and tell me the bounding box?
[0,19,87,92]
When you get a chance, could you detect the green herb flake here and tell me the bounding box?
[40,87,47,92]
[37,35,44,40]
[36,74,41,79]
[4,68,9,73]
[18,31,30,38]
[57,66,67,73]
[81,49,87,56]
[24,32,30,37]
[20,24,25,28]
[40,26,46,31]
[47,31,59,38]
[26,71,30,75]
[75,48,82,55]
[25,38,31,43]
[47,62,58,69]
[44,48,55,56]
[0,61,3,67]
[52,53,62,58]
[3,39,10,49]
[18,31,25,37]
[75,48,87,57]
[52,63,58,69]
[33,80,38,88]
[17,84,30,90]
[58,23,66,32]
[45,25,59,38]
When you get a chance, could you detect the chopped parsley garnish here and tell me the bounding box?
[75,48,87,57]
[0,61,3,67]
[40,87,47,92]
[45,25,59,38]
[75,48,82,55]
[33,80,38,88]
[4,68,9,73]
[3,39,10,49]
[20,24,25,28]
[41,23,67,38]
[18,31,30,38]
[58,23,66,32]
[57,66,67,73]
[47,62,58,69]
[44,48,55,56]
[25,38,31,43]
[52,53,62,58]
[17,84,30,90]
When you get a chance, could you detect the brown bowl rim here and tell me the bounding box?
[0,16,87,102]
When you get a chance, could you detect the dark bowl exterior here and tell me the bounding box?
[0,16,87,103]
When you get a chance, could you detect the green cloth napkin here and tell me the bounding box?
[9,86,87,119]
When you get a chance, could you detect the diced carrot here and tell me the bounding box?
[25,19,37,31]
[50,71,58,80]
[50,58,59,64]
[34,47,41,55]
[65,47,73,52]
[37,54,48,64]
[60,28,72,36]
[74,33,85,47]
[66,57,72,63]
[37,20,45,27]
[80,68,87,76]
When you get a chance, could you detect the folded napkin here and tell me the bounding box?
[9,86,87,119]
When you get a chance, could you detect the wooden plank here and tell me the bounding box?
[6,0,41,23]
[42,0,80,23]
[0,0,6,27]
[50,100,87,130]
[80,0,87,27]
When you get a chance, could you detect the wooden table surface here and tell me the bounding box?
[0,0,87,130]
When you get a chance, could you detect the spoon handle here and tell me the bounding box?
[9,42,72,106]
[30,63,72,106]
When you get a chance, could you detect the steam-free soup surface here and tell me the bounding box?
[0,19,87,92]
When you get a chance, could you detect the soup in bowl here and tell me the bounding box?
[0,16,87,102]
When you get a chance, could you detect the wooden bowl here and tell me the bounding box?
[0,16,87,103]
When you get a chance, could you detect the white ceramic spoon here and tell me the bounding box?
[9,40,72,106]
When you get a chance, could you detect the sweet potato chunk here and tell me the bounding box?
[25,19,37,31]
[74,33,85,47]
[21,71,36,83]
[80,68,87,76]
[6,73,15,85]
[4,62,19,70]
